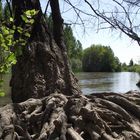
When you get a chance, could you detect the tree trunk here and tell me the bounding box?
[0,0,140,140]
[10,0,81,103]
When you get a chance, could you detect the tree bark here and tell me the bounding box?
[10,0,81,103]
[0,1,140,140]
[1,92,140,140]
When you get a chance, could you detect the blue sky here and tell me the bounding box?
[75,27,140,64]
[40,0,140,64]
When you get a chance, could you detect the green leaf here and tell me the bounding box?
[0,33,3,39]
[9,29,15,34]
[21,15,28,23]
[24,32,30,37]
[21,42,26,46]
[25,10,32,18]
[2,27,9,35]
[7,53,16,63]
[0,91,5,97]
[17,27,23,33]
[12,59,17,64]
[25,9,38,18]
[30,9,38,16]
[29,19,34,24]
[0,34,4,43]
[10,17,14,22]
[1,43,8,50]
[12,25,16,30]
[6,34,13,40]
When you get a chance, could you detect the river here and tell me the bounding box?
[0,72,140,106]
[75,72,140,94]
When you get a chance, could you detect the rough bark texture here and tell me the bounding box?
[0,91,140,140]
[10,0,81,103]
[3,0,140,139]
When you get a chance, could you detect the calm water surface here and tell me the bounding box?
[0,72,140,106]
[75,72,140,94]
[0,74,11,106]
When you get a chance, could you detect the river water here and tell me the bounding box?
[0,72,140,106]
[75,72,140,94]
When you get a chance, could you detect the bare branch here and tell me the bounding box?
[84,0,140,45]
[64,0,86,30]
[84,0,117,29]
[44,0,50,16]
[5,0,12,17]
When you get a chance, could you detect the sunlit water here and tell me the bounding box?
[0,72,140,106]
[75,72,140,94]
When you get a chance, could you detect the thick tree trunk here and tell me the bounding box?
[0,0,139,140]
[10,0,81,103]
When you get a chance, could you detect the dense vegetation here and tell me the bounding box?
[62,26,140,73]
[45,15,140,73]
[82,45,121,72]
[0,1,37,96]
[122,59,140,73]
[64,25,83,72]
[46,15,83,72]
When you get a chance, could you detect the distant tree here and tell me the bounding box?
[64,25,76,58]
[114,57,122,72]
[121,63,128,71]
[82,44,121,72]
[64,25,83,71]
[129,59,134,66]
[75,40,83,59]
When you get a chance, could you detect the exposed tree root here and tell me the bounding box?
[0,91,140,140]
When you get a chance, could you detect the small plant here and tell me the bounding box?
[0,9,38,96]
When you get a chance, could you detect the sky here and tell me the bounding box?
[75,27,140,64]
[40,0,140,64]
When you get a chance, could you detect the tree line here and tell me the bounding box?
[1,3,139,74]
[63,25,140,73]
[122,59,140,73]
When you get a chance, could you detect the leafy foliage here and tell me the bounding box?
[0,9,38,96]
[64,25,83,72]
[64,25,82,59]
[82,45,121,72]
[129,59,134,66]
[121,60,140,73]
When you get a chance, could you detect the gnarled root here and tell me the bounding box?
[0,91,140,139]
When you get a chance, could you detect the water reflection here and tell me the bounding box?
[76,72,140,94]
[0,72,140,106]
